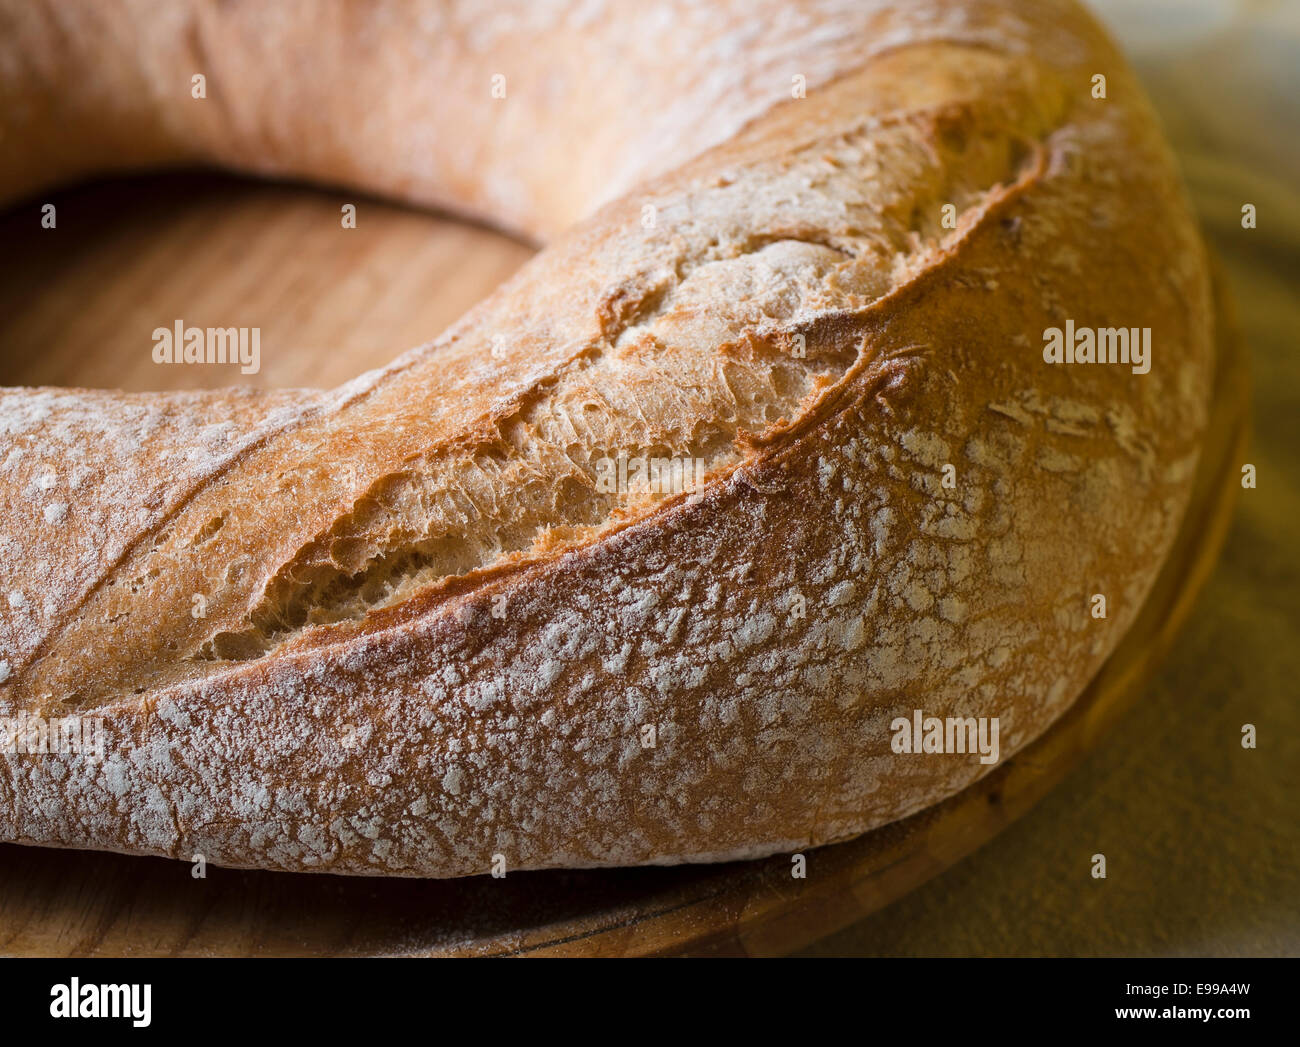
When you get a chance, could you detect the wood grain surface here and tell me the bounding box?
[0,167,1250,956]
[0,172,534,393]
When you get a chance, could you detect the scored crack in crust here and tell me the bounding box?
[0,0,1212,876]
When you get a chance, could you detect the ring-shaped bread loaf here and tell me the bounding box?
[0,0,1212,876]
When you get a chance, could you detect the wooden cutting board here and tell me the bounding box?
[0,172,1248,957]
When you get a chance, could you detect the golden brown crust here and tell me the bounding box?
[0,0,1212,876]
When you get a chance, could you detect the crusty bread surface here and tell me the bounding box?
[0,0,1212,876]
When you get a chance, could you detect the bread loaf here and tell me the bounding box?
[0,0,1213,876]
